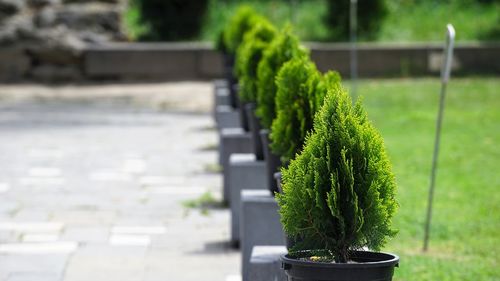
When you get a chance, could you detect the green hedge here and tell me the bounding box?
[235,19,277,103]
[270,57,341,164]
[221,5,264,55]
[255,26,308,129]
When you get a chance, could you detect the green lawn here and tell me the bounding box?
[125,0,499,42]
[352,78,499,280]
[379,1,500,42]
[199,0,330,42]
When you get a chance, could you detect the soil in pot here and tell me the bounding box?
[281,250,399,281]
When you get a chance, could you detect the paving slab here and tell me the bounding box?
[0,82,238,281]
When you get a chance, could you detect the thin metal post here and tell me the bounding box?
[350,0,358,100]
[423,24,455,252]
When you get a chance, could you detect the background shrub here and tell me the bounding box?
[325,0,387,41]
[133,0,209,41]
[235,20,277,103]
[270,58,341,164]
[127,0,499,42]
[277,87,398,263]
[222,5,263,55]
[255,26,308,129]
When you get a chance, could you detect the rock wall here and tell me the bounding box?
[0,0,126,82]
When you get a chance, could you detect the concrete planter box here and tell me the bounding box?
[261,130,281,194]
[249,246,288,281]
[245,103,264,160]
[219,128,252,203]
[215,106,241,130]
[228,155,267,246]
[213,79,230,116]
[240,189,285,281]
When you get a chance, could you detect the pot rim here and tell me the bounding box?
[281,250,399,269]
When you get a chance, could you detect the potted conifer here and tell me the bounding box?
[255,26,307,192]
[270,57,340,189]
[255,26,308,130]
[277,86,399,280]
[219,5,263,110]
[234,19,277,156]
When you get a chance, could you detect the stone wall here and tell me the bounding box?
[0,0,126,82]
[83,42,500,81]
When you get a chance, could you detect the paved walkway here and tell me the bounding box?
[0,83,239,281]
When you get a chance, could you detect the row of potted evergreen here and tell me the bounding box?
[216,6,399,281]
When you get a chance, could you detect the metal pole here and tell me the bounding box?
[350,0,358,100]
[423,24,455,252]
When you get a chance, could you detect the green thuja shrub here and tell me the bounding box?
[222,6,263,56]
[255,26,308,129]
[277,87,398,263]
[270,58,340,164]
[235,20,277,103]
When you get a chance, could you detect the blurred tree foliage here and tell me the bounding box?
[133,0,209,41]
[324,0,387,41]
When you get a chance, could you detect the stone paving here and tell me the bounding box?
[0,83,239,281]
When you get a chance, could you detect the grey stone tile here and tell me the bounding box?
[63,244,145,281]
[50,210,116,226]
[60,226,109,244]
[28,168,62,178]
[6,272,60,281]
[0,183,10,193]
[22,234,59,243]
[0,254,68,275]
[109,234,150,247]
[0,88,237,281]
[0,222,63,233]
[0,242,78,254]
[111,226,166,235]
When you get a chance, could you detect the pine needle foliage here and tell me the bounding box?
[270,58,341,164]
[276,87,398,263]
[255,25,308,129]
[235,20,277,103]
[222,5,263,55]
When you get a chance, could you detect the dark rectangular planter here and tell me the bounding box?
[223,54,239,109]
[245,103,264,160]
[261,130,281,194]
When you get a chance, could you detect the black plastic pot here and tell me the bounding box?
[260,130,281,194]
[245,103,264,160]
[235,88,250,132]
[281,251,399,281]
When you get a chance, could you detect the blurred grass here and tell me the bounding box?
[199,0,330,42]
[124,0,499,42]
[379,1,500,42]
[353,78,499,280]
